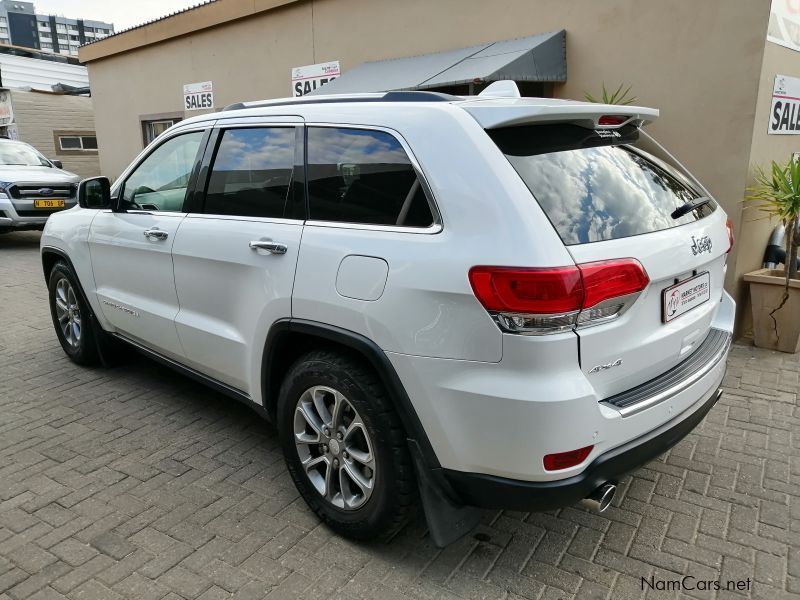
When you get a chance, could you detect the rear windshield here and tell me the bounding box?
[488,124,715,245]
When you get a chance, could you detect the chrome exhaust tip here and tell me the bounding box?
[579,483,617,512]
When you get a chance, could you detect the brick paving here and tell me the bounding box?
[0,230,798,600]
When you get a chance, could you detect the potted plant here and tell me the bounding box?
[584,82,638,105]
[743,157,800,353]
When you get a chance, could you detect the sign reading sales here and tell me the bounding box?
[183,81,214,111]
[769,74,800,134]
[292,61,340,97]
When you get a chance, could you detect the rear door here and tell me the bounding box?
[171,120,304,397]
[490,124,730,398]
[89,129,208,360]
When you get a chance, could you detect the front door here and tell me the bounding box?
[172,124,304,398]
[88,129,207,360]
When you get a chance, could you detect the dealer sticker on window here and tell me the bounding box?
[662,272,711,323]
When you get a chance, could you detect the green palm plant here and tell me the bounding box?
[584,82,637,105]
[745,157,800,326]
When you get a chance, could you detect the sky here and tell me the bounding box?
[31,0,207,31]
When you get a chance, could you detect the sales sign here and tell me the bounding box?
[291,61,340,97]
[769,74,800,134]
[183,81,214,111]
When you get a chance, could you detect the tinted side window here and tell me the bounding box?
[307,127,434,227]
[121,131,204,212]
[204,128,296,219]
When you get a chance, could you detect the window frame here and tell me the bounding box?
[195,124,304,222]
[144,119,178,145]
[53,130,98,155]
[303,123,442,234]
[114,128,211,215]
[139,112,184,147]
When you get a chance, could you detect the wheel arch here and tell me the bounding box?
[41,246,97,320]
[261,319,441,470]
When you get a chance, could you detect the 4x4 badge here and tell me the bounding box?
[690,235,712,255]
[588,359,623,374]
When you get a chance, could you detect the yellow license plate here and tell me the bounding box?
[34,199,65,208]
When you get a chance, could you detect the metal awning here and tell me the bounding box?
[313,30,566,95]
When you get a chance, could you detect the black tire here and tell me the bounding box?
[47,261,100,366]
[278,350,417,540]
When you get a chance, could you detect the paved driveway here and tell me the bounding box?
[0,231,797,600]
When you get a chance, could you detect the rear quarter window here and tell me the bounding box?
[306,127,435,228]
[489,124,715,245]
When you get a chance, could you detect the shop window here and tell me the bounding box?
[204,127,297,219]
[142,118,181,146]
[306,127,434,227]
[54,131,99,155]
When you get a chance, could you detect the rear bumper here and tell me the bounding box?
[389,291,734,485]
[444,385,723,511]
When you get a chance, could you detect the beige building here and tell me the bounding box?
[80,0,798,335]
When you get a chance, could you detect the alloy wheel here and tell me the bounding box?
[293,385,375,510]
[54,278,81,348]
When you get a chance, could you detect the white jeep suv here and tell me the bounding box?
[40,82,735,546]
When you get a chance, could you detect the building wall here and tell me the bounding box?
[86,0,313,179]
[10,89,100,178]
[83,0,770,302]
[735,41,800,336]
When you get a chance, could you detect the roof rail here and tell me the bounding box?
[222,90,457,112]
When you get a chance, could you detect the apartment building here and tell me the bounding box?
[0,1,112,57]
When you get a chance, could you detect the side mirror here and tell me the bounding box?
[51,159,63,169]
[78,176,111,209]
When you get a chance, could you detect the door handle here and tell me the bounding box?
[143,228,169,241]
[249,240,287,255]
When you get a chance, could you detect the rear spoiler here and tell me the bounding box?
[461,100,659,130]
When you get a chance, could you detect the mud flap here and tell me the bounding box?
[408,441,481,548]
[93,320,115,367]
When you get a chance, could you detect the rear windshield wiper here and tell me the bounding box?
[671,196,711,220]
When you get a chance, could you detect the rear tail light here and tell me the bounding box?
[543,445,593,471]
[579,259,651,308]
[726,217,734,253]
[469,259,649,335]
[467,267,582,313]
